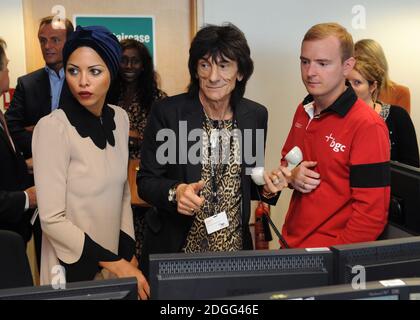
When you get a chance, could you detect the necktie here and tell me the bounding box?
[0,110,16,152]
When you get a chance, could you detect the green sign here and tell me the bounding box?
[74,15,155,63]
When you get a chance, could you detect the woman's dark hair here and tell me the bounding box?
[188,23,254,107]
[114,39,164,113]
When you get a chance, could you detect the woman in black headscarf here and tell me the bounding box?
[32,26,149,299]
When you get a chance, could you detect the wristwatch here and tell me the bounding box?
[168,185,178,203]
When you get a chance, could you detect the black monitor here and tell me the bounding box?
[149,248,333,300]
[0,277,138,300]
[389,161,420,234]
[331,237,420,284]
[238,278,420,300]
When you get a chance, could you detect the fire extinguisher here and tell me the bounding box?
[254,202,273,250]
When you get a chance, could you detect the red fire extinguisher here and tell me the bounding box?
[255,202,272,250]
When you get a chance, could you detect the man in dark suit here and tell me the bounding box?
[0,38,36,243]
[5,16,74,159]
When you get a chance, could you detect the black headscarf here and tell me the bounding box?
[63,25,122,80]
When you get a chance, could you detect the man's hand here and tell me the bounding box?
[262,166,291,195]
[288,161,321,193]
[25,186,37,208]
[176,180,205,216]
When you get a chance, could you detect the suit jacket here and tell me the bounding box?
[5,68,71,158]
[0,117,33,242]
[137,93,279,274]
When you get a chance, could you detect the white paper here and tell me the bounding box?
[379,279,406,287]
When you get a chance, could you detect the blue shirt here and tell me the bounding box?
[45,66,65,111]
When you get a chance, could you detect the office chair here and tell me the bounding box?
[0,230,33,289]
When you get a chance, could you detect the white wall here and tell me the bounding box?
[202,0,420,248]
[0,0,26,110]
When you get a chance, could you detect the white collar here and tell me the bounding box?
[303,101,315,120]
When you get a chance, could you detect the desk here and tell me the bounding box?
[128,159,149,207]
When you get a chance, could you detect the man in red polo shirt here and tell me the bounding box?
[281,23,390,248]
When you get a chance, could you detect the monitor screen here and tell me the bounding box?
[149,248,333,300]
[0,277,138,300]
[331,237,420,284]
[249,280,407,300]
[389,161,420,234]
[226,277,420,300]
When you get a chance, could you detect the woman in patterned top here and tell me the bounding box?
[108,39,166,262]
[348,52,419,167]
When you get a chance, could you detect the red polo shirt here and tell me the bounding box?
[281,86,390,248]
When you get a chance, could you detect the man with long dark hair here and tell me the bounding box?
[138,24,289,277]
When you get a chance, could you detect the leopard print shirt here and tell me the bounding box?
[183,117,243,253]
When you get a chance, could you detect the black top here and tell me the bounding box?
[380,104,419,168]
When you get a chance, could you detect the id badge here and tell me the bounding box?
[204,211,229,235]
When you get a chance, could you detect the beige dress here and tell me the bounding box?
[32,104,134,285]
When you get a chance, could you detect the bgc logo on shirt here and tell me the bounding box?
[325,133,347,153]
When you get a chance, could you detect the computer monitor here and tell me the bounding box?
[241,278,420,300]
[331,237,420,284]
[149,248,333,300]
[389,161,420,234]
[0,277,138,300]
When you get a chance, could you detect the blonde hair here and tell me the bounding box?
[354,39,392,91]
[303,23,354,61]
[353,54,386,102]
